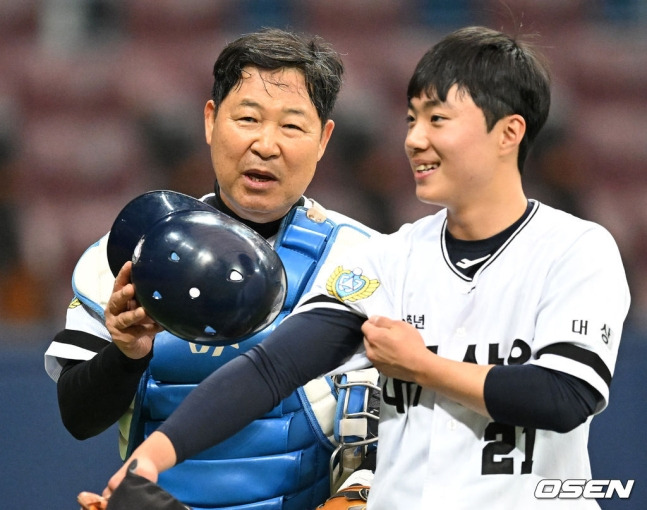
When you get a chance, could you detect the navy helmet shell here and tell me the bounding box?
[107,190,216,277]
[130,209,287,346]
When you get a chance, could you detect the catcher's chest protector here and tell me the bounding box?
[121,206,370,510]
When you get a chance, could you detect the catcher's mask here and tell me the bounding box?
[107,191,287,346]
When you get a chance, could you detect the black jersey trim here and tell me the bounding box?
[536,342,612,387]
[297,294,360,317]
[440,219,470,282]
[52,329,110,354]
[441,200,540,282]
[300,295,345,307]
[480,200,539,273]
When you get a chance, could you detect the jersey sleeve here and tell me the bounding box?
[298,230,404,318]
[530,224,630,412]
[293,229,410,374]
[44,234,114,381]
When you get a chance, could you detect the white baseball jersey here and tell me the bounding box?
[297,200,630,509]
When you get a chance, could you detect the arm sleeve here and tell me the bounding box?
[484,364,602,433]
[159,307,365,464]
[56,330,152,440]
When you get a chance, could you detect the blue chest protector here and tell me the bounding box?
[122,206,369,510]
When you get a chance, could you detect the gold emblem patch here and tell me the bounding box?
[326,266,380,302]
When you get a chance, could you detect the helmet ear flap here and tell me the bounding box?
[130,209,286,346]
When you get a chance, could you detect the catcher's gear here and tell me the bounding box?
[130,208,286,346]
[330,369,380,492]
[317,485,370,510]
[107,190,215,277]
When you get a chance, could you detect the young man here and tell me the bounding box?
[45,29,377,510]
[103,26,630,509]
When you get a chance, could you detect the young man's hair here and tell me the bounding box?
[407,26,551,172]
[211,28,344,125]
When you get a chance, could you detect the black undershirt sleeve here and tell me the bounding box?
[157,304,600,463]
[158,307,365,464]
[484,364,602,433]
[56,330,152,440]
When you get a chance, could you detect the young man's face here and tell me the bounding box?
[204,66,334,223]
[404,84,507,212]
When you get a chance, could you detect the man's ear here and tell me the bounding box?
[204,100,216,145]
[317,119,335,161]
[500,114,526,156]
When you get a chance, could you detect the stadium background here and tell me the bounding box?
[0,1,645,508]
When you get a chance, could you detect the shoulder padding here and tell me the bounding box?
[72,234,116,318]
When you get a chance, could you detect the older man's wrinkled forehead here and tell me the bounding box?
[233,66,310,99]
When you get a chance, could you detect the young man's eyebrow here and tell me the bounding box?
[407,97,443,111]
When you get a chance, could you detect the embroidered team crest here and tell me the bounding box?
[326,266,380,302]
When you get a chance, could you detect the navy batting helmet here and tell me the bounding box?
[130,208,286,346]
[107,190,215,277]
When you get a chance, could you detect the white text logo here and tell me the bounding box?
[535,479,634,499]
